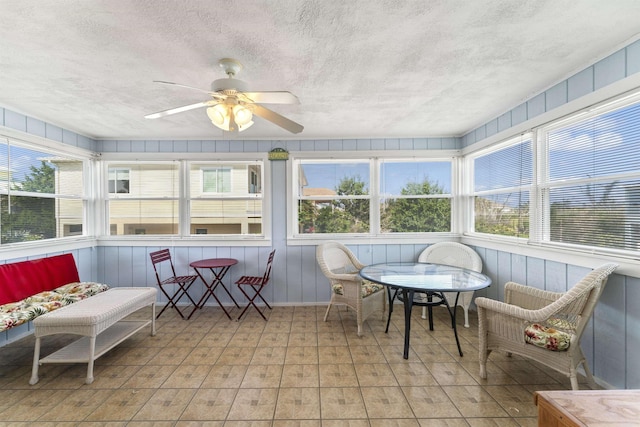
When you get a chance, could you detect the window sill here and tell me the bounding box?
[462,234,640,278]
[96,236,272,247]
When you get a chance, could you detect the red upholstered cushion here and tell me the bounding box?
[0,254,80,305]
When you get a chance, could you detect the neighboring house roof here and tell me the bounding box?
[302,188,337,197]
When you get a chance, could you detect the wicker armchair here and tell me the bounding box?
[316,241,386,336]
[417,242,483,328]
[476,263,618,390]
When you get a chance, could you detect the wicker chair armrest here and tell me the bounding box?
[504,281,563,309]
[475,296,550,323]
[326,272,362,283]
[331,277,365,300]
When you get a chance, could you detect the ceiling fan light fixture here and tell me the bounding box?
[206,103,254,132]
[237,119,254,131]
[206,104,227,127]
[233,104,253,126]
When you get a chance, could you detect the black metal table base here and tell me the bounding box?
[385,287,463,359]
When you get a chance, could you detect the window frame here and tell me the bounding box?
[465,89,640,260]
[188,160,265,237]
[536,93,640,254]
[0,132,93,255]
[105,160,180,237]
[98,153,271,245]
[287,151,459,243]
[467,134,534,241]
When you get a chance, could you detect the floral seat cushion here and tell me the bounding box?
[0,282,109,332]
[332,280,385,298]
[524,321,572,351]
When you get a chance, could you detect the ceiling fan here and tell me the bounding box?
[145,58,303,134]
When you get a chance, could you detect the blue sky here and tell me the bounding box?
[301,161,452,194]
[0,144,53,182]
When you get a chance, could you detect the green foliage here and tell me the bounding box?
[298,200,317,233]
[299,175,451,234]
[474,196,529,238]
[14,161,56,193]
[549,183,627,249]
[1,161,56,244]
[315,176,370,233]
[381,180,450,232]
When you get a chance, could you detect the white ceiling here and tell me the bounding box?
[1,0,640,141]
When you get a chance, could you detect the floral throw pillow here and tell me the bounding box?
[524,323,571,351]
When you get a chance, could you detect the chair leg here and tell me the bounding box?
[251,284,272,309]
[324,301,332,322]
[479,349,490,379]
[157,281,199,320]
[577,351,597,389]
[569,367,580,390]
[156,286,186,319]
[237,284,268,321]
[463,306,470,328]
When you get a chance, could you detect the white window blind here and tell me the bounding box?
[473,136,532,238]
[107,162,179,236]
[1,138,85,244]
[543,101,640,251]
[189,161,264,236]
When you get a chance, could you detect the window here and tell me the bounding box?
[469,91,640,256]
[541,98,640,252]
[297,160,371,234]
[294,157,452,236]
[108,168,130,194]
[202,167,231,193]
[106,162,179,236]
[380,160,451,233]
[104,159,266,238]
[0,138,86,244]
[189,161,263,235]
[472,136,533,238]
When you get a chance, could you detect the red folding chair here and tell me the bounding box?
[150,249,199,319]
[235,249,276,321]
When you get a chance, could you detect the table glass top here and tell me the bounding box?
[360,262,491,292]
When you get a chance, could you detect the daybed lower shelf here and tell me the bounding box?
[39,320,150,364]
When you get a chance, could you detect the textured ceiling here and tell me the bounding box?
[1,0,640,141]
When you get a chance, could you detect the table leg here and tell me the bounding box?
[385,286,398,333]
[29,337,41,385]
[194,268,232,319]
[212,266,240,308]
[451,292,463,357]
[402,288,414,359]
[151,302,157,336]
[86,336,96,385]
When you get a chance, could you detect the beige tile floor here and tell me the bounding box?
[0,302,590,426]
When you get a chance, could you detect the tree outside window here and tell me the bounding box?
[296,159,452,235]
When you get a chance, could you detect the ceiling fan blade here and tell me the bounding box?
[153,80,215,95]
[241,91,299,104]
[145,101,211,119]
[251,104,304,134]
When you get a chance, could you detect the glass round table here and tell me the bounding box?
[360,262,491,359]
